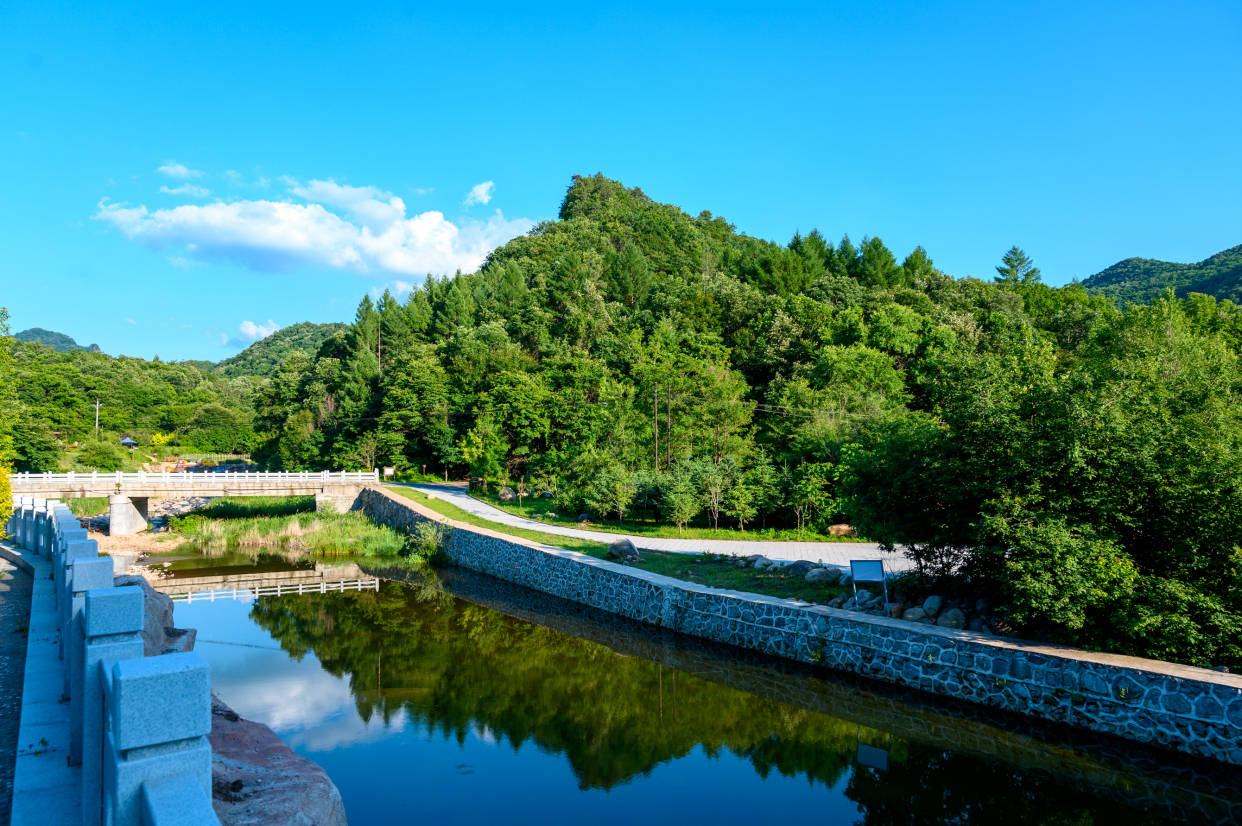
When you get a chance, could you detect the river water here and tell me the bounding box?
[161,554,1241,825]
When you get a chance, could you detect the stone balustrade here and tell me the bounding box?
[6,497,218,826]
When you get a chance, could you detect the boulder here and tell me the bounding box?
[888,603,904,618]
[576,513,592,523]
[497,487,516,502]
[902,606,927,622]
[838,570,852,586]
[854,588,874,607]
[937,608,966,629]
[606,538,641,563]
[545,511,557,518]
[827,594,846,608]
[114,574,197,656]
[210,696,347,826]
[827,524,857,537]
[922,595,944,618]
[786,560,816,576]
[751,556,773,570]
[805,567,838,585]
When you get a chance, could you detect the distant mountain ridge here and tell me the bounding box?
[1083,244,1242,304]
[214,321,347,378]
[15,327,101,353]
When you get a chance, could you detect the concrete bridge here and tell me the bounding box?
[10,470,378,534]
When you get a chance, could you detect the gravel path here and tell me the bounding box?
[397,483,915,571]
[0,557,33,824]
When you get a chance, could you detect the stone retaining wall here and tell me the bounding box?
[356,486,1242,766]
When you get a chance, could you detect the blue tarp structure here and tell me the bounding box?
[119,436,138,446]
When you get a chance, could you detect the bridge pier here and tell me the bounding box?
[315,491,356,514]
[109,495,149,535]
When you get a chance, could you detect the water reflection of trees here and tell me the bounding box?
[247,581,1224,824]
[249,581,862,790]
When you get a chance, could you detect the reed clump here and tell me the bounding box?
[169,496,409,560]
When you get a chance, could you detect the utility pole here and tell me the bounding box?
[666,388,672,470]
[653,384,659,470]
[94,399,101,436]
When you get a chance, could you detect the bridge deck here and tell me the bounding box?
[10,470,378,498]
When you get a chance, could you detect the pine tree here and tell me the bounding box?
[995,246,1042,285]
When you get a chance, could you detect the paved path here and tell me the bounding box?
[0,557,33,824]
[397,483,915,572]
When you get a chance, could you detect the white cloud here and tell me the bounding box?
[239,319,280,342]
[94,176,534,278]
[123,317,137,326]
[157,161,203,179]
[224,169,243,183]
[160,184,211,197]
[289,179,405,230]
[463,180,494,206]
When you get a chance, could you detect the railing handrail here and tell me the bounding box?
[169,578,381,602]
[10,469,380,485]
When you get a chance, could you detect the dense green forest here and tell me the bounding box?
[4,174,1242,666]
[5,339,262,467]
[245,175,1242,666]
[215,321,346,378]
[15,327,101,353]
[1083,244,1242,304]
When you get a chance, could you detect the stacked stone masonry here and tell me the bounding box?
[356,486,1242,766]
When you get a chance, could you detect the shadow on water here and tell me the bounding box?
[187,560,1239,826]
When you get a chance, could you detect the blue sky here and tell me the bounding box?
[2,1,1239,361]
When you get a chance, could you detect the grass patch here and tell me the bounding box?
[386,486,848,605]
[387,487,610,555]
[627,552,851,603]
[194,495,316,520]
[68,497,108,518]
[472,490,868,543]
[169,496,408,561]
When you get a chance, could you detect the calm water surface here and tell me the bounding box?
[164,555,1241,826]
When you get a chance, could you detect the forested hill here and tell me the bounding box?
[215,322,346,378]
[247,173,1242,668]
[15,327,101,353]
[1083,244,1242,304]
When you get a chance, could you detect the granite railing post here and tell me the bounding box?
[101,653,218,826]
[61,539,101,667]
[68,556,121,765]
[34,503,49,554]
[20,501,34,549]
[81,586,146,826]
[53,526,90,619]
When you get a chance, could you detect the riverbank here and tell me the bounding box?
[355,485,1242,767]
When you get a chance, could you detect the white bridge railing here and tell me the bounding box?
[11,469,379,487]
[169,578,381,603]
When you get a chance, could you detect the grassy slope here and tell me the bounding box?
[386,487,850,605]
[470,490,867,542]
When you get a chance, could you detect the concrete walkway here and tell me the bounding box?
[396,483,915,572]
[1,543,79,826]
[0,557,33,824]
